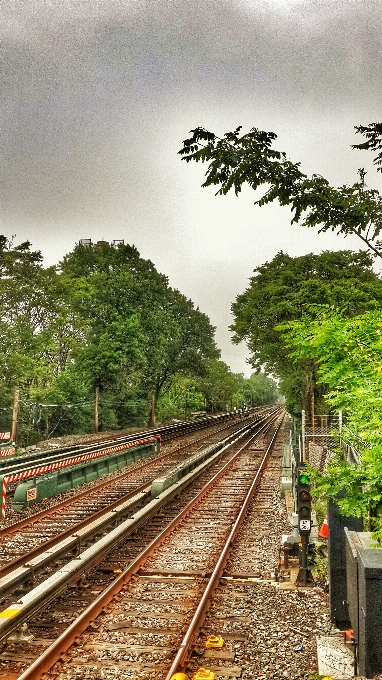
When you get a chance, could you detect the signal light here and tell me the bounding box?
[297,466,312,534]
[299,472,310,485]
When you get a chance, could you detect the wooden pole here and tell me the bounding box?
[94,386,99,433]
[311,393,315,443]
[11,387,19,444]
[150,394,156,427]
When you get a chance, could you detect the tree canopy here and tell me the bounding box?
[282,306,382,543]
[4,237,276,443]
[61,242,221,425]
[179,122,382,257]
[230,249,382,415]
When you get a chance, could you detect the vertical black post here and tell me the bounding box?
[301,534,308,586]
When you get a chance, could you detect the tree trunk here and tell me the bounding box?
[148,394,156,427]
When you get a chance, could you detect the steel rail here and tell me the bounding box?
[0,410,243,474]
[0,412,260,532]
[0,417,277,646]
[16,411,282,680]
[0,412,268,584]
[0,416,266,593]
[165,414,284,679]
[0,482,152,582]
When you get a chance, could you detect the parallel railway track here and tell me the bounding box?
[0,407,285,679]
[0,413,269,602]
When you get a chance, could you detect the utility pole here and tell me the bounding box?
[11,387,19,444]
[301,409,306,461]
[94,386,99,433]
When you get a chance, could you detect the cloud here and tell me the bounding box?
[2,0,382,373]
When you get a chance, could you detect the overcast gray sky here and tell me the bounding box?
[2,0,382,375]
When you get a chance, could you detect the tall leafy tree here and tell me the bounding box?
[281,307,382,446]
[61,242,219,425]
[156,375,205,422]
[230,250,382,415]
[241,373,279,406]
[197,359,244,413]
[0,237,221,440]
[179,123,382,257]
[0,236,87,441]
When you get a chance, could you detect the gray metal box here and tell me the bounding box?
[345,528,365,641]
[345,531,382,679]
[328,500,363,627]
[358,545,382,678]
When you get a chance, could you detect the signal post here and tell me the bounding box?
[296,466,314,586]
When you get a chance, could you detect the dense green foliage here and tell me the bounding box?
[230,250,382,415]
[179,122,382,257]
[60,242,221,426]
[240,371,279,407]
[0,237,278,445]
[281,307,382,542]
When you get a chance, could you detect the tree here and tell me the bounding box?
[230,250,382,415]
[281,306,382,543]
[197,360,244,413]
[178,123,382,257]
[141,290,220,424]
[281,307,382,445]
[156,375,205,422]
[0,237,221,440]
[241,373,279,406]
[61,242,219,426]
[0,236,87,442]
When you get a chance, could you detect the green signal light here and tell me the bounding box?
[299,473,310,484]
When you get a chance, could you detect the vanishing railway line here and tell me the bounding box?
[0,407,285,680]
[0,412,266,602]
[0,412,247,523]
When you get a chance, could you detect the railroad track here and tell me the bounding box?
[0,413,271,604]
[0,409,249,489]
[0,408,285,679]
[1,411,253,522]
[1,412,259,525]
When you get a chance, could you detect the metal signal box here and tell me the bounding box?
[328,500,363,628]
[345,530,382,678]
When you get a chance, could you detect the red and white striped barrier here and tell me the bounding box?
[0,433,10,441]
[0,447,15,457]
[0,435,160,520]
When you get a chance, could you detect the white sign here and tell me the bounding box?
[299,519,311,532]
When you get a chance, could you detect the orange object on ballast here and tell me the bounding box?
[318,514,329,538]
[344,629,355,642]
[192,669,215,680]
[205,635,224,648]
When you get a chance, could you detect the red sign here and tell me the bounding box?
[26,487,37,502]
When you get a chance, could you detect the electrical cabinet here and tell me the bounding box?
[345,530,382,678]
[328,500,363,627]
